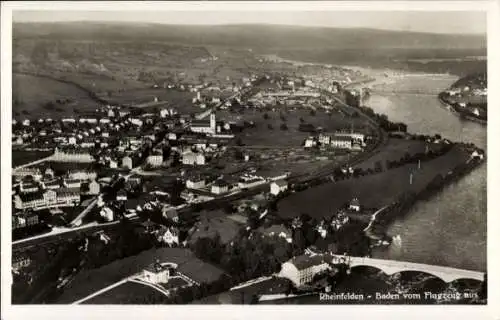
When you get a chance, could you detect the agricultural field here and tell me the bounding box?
[56,72,146,95]
[105,88,197,113]
[12,73,100,118]
[221,107,370,147]
[56,248,224,304]
[354,138,445,171]
[277,146,470,219]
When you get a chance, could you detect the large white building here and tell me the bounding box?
[334,132,365,143]
[52,148,95,163]
[330,136,353,149]
[279,254,332,287]
[14,188,80,211]
[68,170,97,181]
[13,168,43,181]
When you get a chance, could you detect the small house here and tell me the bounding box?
[211,179,229,195]
[349,198,361,212]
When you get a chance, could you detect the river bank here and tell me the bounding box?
[437,93,487,125]
[365,142,485,243]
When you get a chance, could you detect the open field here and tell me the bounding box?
[81,280,170,304]
[104,88,195,110]
[56,248,224,303]
[12,150,53,167]
[277,146,469,219]
[222,108,371,147]
[354,138,445,171]
[13,73,100,118]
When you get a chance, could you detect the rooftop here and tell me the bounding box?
[331,136,353,142]
[288,254,333,271]
[259,224,291,236]
[273,179,288,187]
[212,179,229,187]
[144,261,167,274]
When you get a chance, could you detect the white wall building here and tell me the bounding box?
[14,189,80,211]
[53,148,95,163]
[182,152,206,166]
[211,180,229,195]
[279,254,332,287]
[68,170,97,181]
[142,262,170,284]
[330,136,353,149]
[318,134,331,145]
[122,156,133,169]
[334,132,365,143]
[146,154,163,167]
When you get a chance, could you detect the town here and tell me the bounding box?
[8,15,488,307]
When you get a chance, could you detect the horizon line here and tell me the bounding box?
[12,21,487,36]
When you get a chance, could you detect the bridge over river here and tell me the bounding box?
[368,90,440,97]
[331,255,485,283]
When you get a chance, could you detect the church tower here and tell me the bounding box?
[210,113,216,134]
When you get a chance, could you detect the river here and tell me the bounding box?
[362,73,487,272]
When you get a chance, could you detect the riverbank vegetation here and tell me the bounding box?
[438,72,487,123]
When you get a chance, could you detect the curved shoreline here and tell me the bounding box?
[364,143,485,245]
[437,93,487,125]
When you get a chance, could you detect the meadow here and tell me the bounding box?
[276,146,469,219]
[221,107,371,147]
[354,138,445,171]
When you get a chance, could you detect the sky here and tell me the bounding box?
[12,10,486,35]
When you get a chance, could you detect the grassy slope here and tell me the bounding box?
[56,247,224,303]
[13,73,100,117]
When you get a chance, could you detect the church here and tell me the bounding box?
[190,113,216,135]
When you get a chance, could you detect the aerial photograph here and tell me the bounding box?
[8,8,487,306]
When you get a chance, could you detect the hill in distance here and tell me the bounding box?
[13,22,486,51]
